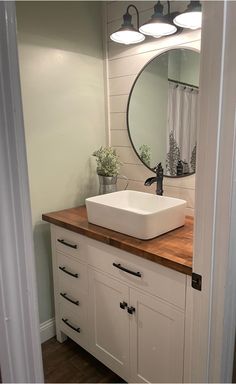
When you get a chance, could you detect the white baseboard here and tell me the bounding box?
[40,318,56,343]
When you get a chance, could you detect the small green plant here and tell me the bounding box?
[139,144,151,167]
[92,146,121,177]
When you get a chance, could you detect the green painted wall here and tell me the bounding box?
[179,50,200,86]
[16,1,106,323]
[168,49,200,86]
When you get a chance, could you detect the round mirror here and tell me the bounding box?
[127,48,200,177]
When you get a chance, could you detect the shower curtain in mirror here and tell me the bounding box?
[166,81,198,175]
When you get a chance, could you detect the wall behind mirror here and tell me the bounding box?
[106,1,201,216]
[127,49,200,176]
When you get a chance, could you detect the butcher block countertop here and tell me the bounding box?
[42,206,193,275]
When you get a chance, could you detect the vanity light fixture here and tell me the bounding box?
[139,1,177,38]
[173,1,202,30]
[110,4,145,45]
[110,1,202,45]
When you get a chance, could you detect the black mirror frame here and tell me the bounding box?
[126,47,198,178]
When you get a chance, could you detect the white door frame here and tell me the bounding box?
[191,1,236,382]
[0,2,44,382]
[1,0,236,383]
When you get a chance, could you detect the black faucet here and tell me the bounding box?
[144,162,164,196]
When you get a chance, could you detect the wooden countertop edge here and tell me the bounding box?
[42,213,192,276]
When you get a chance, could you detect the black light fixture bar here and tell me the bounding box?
[125,4,140,30]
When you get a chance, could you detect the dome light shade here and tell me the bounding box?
[139,1,177,37]
[110,6,145,45]
[139,21,177,37]
[110,28,145,45]
[173,1,202,30]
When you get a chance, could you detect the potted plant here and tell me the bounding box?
[92,146,122,194]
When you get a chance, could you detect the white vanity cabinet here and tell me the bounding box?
[50,224,190,383]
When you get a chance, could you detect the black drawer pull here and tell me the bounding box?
[60,292,79,306]
[62,318,80,333]
[59,266,78,278]
[57,239,78,249]
[113,262,141,277]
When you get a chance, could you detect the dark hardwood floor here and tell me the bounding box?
[42,337,126,383]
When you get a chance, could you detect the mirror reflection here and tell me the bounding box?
[127,49,200,177]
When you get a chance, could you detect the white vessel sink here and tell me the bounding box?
[86,190,186,240]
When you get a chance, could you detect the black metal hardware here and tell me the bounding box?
[62,318,80,333]
[57,238,78,249]
[60,292,79,306]
[127,306,136,315]
[125,4,140,30]
[155,162,164,195]
[168,78,199,90]
[113,262,141,277]
[144,162,164,195]
[59,266,78,278]
[120,301,128,310]
[192,272,202,291]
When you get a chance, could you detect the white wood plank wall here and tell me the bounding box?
[105,1,201,216]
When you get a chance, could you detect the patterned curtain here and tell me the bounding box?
[166,81,198,175]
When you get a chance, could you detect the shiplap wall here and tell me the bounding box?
[105,1,201,216]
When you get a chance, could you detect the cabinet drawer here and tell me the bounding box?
[53,226,86,261]
[57,252,88,294]
[87,239,186,309]
[59,301,88,349]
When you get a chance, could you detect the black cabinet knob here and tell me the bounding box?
[127,306,135,314]
[120,301,127,310]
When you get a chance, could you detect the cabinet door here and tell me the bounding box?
[130,289,185,383]
[88,269,129,380]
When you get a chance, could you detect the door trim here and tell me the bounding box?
[192,1,236,382]
[0,2,43,382]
